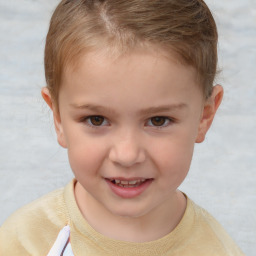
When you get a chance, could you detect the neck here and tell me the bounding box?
[74,182,186,243]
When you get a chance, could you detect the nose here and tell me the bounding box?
[108,131,146,167]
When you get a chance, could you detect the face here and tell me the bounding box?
[43,48,221,219]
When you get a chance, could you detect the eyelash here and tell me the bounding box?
[82,116,109,128]
[146,116,174,128]
[81,115,174,129]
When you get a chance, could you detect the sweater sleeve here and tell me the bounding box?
[0,188,68,256]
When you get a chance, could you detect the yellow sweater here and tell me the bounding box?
[0,180,244,256]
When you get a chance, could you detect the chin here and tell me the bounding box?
[108,204,152,219]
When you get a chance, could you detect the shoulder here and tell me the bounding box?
[187,198,245,256]
[0,187,69,256]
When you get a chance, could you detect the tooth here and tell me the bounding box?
[115,179,121,184]
[141,179,145,182]
[128,180,138,185]
[121,180,129,185]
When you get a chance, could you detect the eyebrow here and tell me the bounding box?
[70,103,118,115]
[139,103,188,116]
[70,103,188,115]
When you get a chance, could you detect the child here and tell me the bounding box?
[0,0,245,255]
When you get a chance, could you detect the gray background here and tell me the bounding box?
[0,0,255,255]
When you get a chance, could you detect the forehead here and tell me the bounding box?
[64,49,195,87]
[64,45,197,85]
[59,48,203,113]
[64,43,193,76]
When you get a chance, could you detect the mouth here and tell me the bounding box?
[108,178,150,188]
[105,178,153,198]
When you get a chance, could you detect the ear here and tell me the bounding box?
[41,87,67,148]
[196,85,223,143]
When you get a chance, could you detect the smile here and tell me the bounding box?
[109,178,147,188]
[105,178,153,198]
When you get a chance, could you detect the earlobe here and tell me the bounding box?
[196,85,224,143]
[41,87,67,148]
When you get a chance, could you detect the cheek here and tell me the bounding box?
[67,138,106,180]
[152,134,195,185]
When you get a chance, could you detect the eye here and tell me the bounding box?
[146,116,172,127]
[84,116,109,127]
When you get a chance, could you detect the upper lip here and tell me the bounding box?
[105,177,152,181]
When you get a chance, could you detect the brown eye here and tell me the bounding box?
[88,116,106,126]
[148,117,171,127]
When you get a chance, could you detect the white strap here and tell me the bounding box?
[47,226,74,256]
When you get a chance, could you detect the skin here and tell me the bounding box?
[42,47,223,242]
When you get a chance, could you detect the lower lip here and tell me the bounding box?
[105,179,153,199]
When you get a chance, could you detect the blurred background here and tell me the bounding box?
[0,0,255,255]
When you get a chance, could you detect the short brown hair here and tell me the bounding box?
[45,0,218,109]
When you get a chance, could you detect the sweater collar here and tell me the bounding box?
[64,179,194,256]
